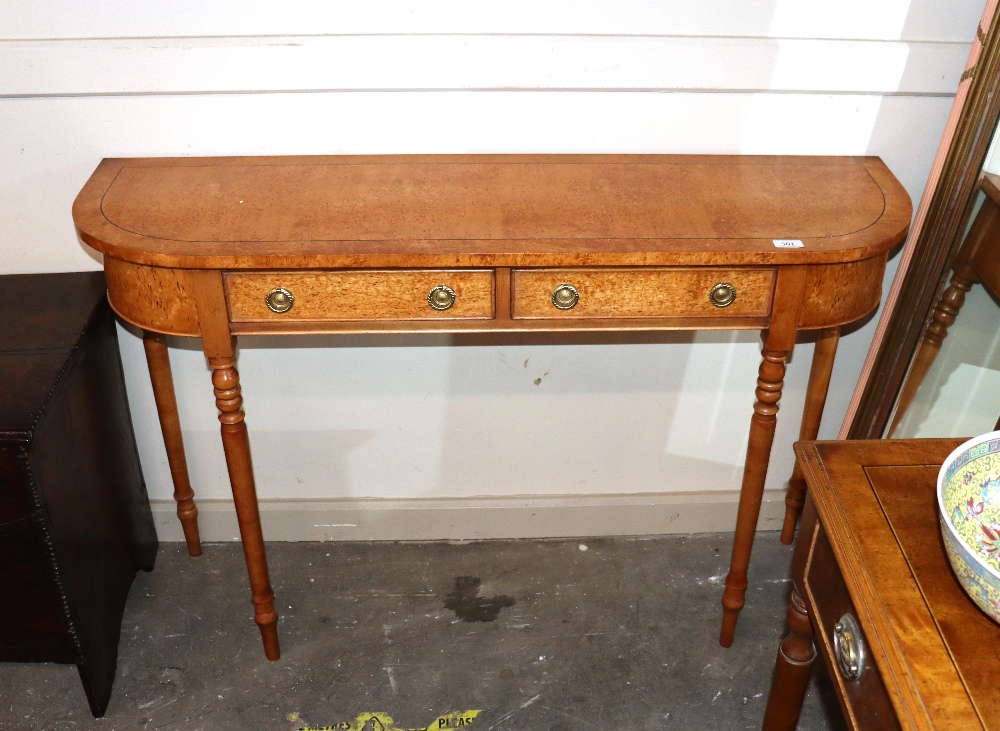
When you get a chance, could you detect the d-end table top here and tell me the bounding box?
[73,154,911,270]
[795,438,997,731]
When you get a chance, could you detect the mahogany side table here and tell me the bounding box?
[762,439,996,730]
[72,155,911,658]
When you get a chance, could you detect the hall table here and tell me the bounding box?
[72,154,911,659]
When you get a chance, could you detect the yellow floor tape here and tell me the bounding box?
[289,710,481,731]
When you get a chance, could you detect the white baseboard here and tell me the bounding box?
[150,490,786,542]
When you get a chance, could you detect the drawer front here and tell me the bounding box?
[510,268,774,319]
[226,270,495,322]
[805,528,900,731]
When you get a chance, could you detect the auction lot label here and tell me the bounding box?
[289,710,480,730]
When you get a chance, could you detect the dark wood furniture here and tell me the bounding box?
[889,173,1000,436]
[0,271,158,717]
[72,154,911,658]
[762,439,997,730]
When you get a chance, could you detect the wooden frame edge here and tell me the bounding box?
[845,4,1000,439]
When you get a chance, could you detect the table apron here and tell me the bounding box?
[103,257,886,338]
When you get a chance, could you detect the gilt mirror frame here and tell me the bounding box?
[846,6,1000,439]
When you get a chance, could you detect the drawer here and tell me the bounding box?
[805,528,900,731]
[226,270,495,322]
[510,268,774,319]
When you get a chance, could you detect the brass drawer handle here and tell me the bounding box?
[709,282,737,308]
[428,285,456,311]
[552,283,580,310]
[265,287,294,313]
[833,614,865,681]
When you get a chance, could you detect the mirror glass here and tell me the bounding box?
[888,130,1000,438]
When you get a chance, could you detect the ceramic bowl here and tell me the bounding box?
[938,431,1000,624]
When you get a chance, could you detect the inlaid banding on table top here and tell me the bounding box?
[511,267,774,319]
[225,270,495,322]
[73,155,910,268]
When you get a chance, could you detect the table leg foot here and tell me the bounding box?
[721,347,787,646]
[257,615,281,661]
[762,588,816,730]
[143,331,202,557]
[253,589,281,660]
[210,355,281,661]
[719,593,743,647]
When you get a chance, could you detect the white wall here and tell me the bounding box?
[0,1,983,539]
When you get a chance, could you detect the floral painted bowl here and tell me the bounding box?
[938,431,1000,624]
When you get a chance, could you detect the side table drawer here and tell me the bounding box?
[805,528,900,731]
[226,270,495,322]
[510,268,774,319]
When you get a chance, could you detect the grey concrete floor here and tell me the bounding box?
[0,533,844,730]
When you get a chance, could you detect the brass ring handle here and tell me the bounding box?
[552,284,580,310]
[833,614,865,681]
[708,282,737,308]
[428,285,456,311]
[265,287,294,313]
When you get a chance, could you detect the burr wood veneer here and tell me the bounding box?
[73,154,912,659]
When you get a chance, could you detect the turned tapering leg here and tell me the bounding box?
[888,260,979,437]
[720,345,789,647]
[209,355,280,660]
[190,270,280,660]
[761,587,816,730]
[780,328,839,544]
[143,330,202,557]
[763,497,819,729]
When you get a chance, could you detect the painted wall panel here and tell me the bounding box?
[0,0,980,43]
[0,36,965,97]
[0,0,979,533]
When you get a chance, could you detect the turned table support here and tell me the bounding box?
[191,271,281,660]
[721,343,790,645]
[762,499,819,730]
[888,261,979,436]
[761,588,816,730]
[720,266,807,646]
[780,327,839,544]
[888,183,1000,436]
[208,354,279,660]
[142,330,202,557]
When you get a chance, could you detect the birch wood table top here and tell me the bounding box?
[73,154,909,269]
